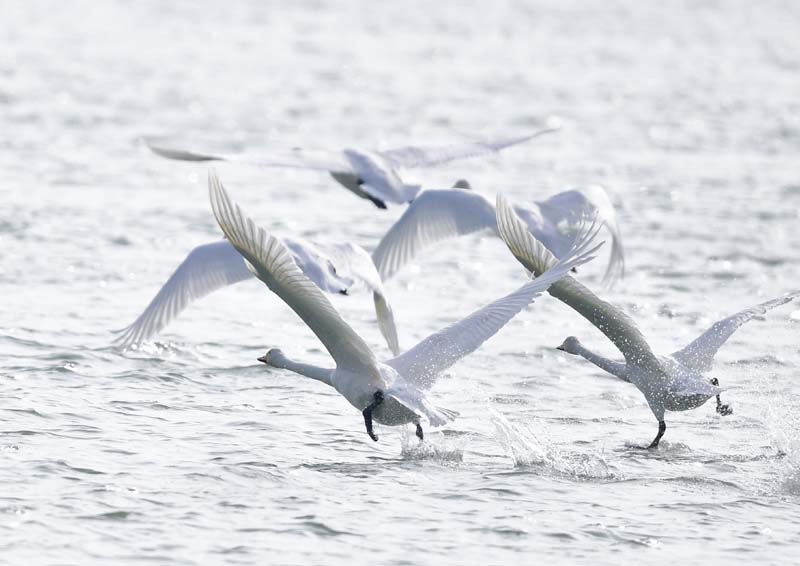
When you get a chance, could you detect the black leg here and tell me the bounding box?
[362,391,384,442]
[415,423,424,441]
[648,420,666,449]
[710,378,733,416]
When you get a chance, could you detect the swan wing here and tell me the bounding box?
[538,186,625,286]
[114,240,254,347]
[146,138,350,173]
[371,189,497,280]
[496,192,660,369]
[209,172,381,376]
[386,223,601,388]
[672,290,800,372]
[377,128,558,169]
[309,241,402,356]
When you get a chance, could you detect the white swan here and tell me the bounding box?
[495,192,799,448]
[115,238,400,355]
[146,128,557,209]
[209,172,600,442]
[372,183,625,286]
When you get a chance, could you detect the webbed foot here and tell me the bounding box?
[415,423,424,441]
[710,378,733,416]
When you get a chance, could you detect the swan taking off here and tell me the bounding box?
[146,127,557,209]
[208,172,600,443]
[495,192,799,449]
[372,183,625,287]
[114,238,400,355]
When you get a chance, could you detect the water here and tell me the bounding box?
[2,1,800,564]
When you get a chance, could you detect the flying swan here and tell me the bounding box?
[495,192,799,448]
[114,237,401,355]
[208,172,600,442]
[372,182,625,286]
[146,128,557,209]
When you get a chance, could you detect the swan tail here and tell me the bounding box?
[425,405,459,428]
[373,290,401,356]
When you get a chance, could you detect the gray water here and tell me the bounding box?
[2,1,800,564]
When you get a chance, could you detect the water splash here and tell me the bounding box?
[398,427,464,464]
[491,410,616,480]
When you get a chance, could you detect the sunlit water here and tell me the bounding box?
[2,1,800,564]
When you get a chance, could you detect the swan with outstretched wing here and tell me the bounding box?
[209,172,601,443]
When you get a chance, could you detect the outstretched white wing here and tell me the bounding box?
[209,172,381,376]
[145,138,350,173]
[537,186,625,286]
[496,192,661,369]
[371,189,497,280]
[672,290,800,372]
[377,128,558,169]
[386,223,601,388]
[114,240,254,347]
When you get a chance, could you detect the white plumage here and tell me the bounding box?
[495,192,799,448]
[372,184,625,286]
[209,172,600,442]
[146,128,557,208]
[115,238,400,355]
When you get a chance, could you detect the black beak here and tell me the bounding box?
[556,345,565,351]
[257,355,268,363]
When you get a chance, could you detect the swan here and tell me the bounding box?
[115,237,401,355]
[495,192,799,448]
[208,171,600,442]
[146,127,557,209]
[372,182,625,286]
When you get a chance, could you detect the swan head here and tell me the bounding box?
[452,179,472,190]
[556,336,582,355]
[258,348,288,368]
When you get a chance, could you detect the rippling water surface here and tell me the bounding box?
[2,1,800,564]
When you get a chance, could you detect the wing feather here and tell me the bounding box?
[378,128,558,169]
[672,290,800,372]
[371,189,497,280]
[114,240,253,347]
[496,192,660,369]
[386,221,601,388]
[208,172,380,374]
[146,138,349,172]
[537,186,625,286]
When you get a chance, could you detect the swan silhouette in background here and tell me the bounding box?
[495,192,799,448]
[372,182,625,286]
[115,238,400,355]
[209,171,600,442]
[146,127,557,209]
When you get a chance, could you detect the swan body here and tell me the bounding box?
[209,171,600,442]
[115,237,400,355]
[497,192,799,448]
[146,128,557,208]
[372,184,625,286]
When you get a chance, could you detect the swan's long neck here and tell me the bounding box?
[274,356,334,387]
[573,343,628,381]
